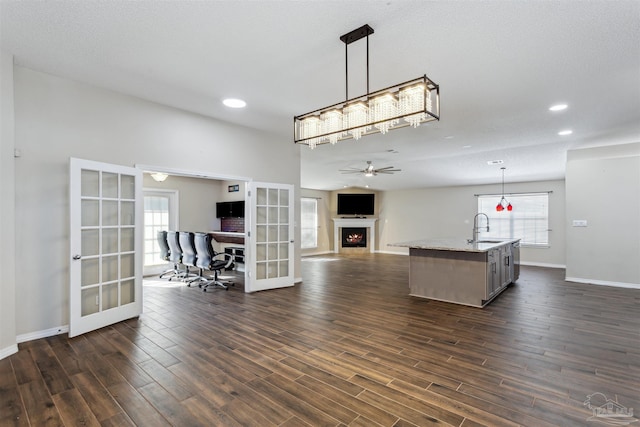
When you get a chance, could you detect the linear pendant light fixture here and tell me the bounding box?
[294,24,440,148]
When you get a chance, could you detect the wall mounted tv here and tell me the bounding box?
[216,201,245,218]
[337,193,375,216]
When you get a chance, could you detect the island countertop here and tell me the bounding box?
[391,237,520,307]
[391,237,520,253]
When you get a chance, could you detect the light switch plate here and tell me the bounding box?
[572,220,588,227]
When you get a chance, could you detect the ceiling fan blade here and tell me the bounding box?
[375,166,396,171]
[340,170,363,174]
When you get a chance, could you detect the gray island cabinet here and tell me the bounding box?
[392,238,520,307]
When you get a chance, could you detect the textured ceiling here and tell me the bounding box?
[2,1,639,190]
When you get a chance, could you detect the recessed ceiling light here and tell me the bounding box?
[462,145,472,149]
[549,104,568,112]
[223,98,246,108]
[558,129,573,136]
[487,160,504,165]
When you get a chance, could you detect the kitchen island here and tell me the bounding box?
[392,238,520,307]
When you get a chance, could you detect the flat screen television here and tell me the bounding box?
[337,193,375,216]
[216,201,245,218]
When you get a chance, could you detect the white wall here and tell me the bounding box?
[12,66,300,338]
[565,143,640,287]
[217,180,246,203]
[378,180,566,267]
[0,52,17,358]
[143,173,224,232]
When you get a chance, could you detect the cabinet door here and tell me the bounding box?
[486,250,500,298]
[501,246,512,285]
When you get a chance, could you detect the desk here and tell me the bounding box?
[209,231,245,245]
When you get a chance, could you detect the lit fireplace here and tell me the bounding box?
[341,227,367,248]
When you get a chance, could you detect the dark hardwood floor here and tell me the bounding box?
[1,254,639,426]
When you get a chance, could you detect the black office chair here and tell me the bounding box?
[194,232,234,291]
[178,231,199,285]
[157,231,179,279]
[165,231,188,281]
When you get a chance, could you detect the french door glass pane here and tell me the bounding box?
[81,287,99,316]
[81,170,99,197]
[121,228,135,252]
[102,255,118,283]
[102,229,118,254]
[102,283,119,310]
[121,175,135,199]
[121,279,135,305]
[121,201,135,225]
[102,201,118,226]
[81,200,99,227]
[82,229,99,256]
[102,173,118,198]
[81,259,99,287]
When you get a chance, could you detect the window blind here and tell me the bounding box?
[477,192,549,246]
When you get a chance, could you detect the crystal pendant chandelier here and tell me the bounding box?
[496,167,513,212]
[294,24,440,148]
[369,93,399,134]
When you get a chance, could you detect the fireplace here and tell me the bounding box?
[342,227,367,248]
[332,218,377,253]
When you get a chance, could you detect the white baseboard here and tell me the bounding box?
[16,325,69,344]
[0,344,18,360]
[565,277,640,289]
[295,276,303,284]
[520,261,566,269]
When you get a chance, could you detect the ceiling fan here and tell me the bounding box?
[339,161,401,177]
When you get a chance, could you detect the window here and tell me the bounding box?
[143,190,177,273]
[301,198,318,249]
[477,192,549,246]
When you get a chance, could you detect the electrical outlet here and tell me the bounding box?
[572,220,588,227]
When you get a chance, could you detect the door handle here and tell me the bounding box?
[72,255,81,260]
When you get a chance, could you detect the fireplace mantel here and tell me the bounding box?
[332,218,377,253]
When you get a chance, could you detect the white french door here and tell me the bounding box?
[69,158,143,338]
[246,182,294,292]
